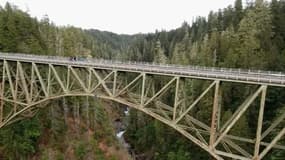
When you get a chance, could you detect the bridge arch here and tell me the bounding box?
[0,93,222,159]
[0,53,285,160]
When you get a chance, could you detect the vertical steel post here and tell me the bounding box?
[113,70,117,96]
[14,62,19,112]
[173,77,180,121]
[47,65,51,95]
[30,63,35,102]
[88,68,92,92]
[210,80,220,148]
[140,72,146,107]
[67,65,70,91]
[253,85,267,159]
[217,88,222,131]
[0,61,5,123]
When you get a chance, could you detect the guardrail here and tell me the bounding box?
[0,52,283,77]
[0,52,284,86]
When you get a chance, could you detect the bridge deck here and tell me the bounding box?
[0,52,284,87]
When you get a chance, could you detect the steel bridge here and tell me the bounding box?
[0,52,285,160]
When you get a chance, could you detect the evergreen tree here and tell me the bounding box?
[234,0,272,69]
[1,1,285,159]
[154,40,168,64]
[233,0,243,30]
[171,30,190,65]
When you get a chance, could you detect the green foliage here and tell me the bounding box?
[221,110,251,137]
[270,106,285,158]
[75,142,87,160]
[56,152,64,160]
[124,1,285,159]
[0,3,45,54]
[0,116,41,159]
[233,0,243,30]
[154,40,168,64]
[166,148,191,160]
[171,30,190,65]
[235,0,272,69]
[1,0,285,159]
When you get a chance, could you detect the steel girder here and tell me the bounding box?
[0,60,284,160]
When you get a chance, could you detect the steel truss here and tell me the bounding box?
[0,59,284,160]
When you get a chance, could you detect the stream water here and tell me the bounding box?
[115,107,134,158]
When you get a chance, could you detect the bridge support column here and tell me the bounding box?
[140,72,146,107]
[253,85,267,160]
[0,60,5,123]
[173,76,180,120]
[113,70,117,96]
[210,80,220,150]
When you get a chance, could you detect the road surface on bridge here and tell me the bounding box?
[0,52,284,87]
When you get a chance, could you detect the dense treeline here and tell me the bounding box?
[0,3,130,160]
[0,3,134,58]
[123,0,285,70]
[124,0,285,159]
[0,0,285,159]
[0,3,93,56]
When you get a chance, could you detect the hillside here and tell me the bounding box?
[0,0,285,159]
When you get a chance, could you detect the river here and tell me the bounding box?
[115,107,135,158]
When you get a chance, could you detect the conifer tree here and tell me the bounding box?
[171,30,190,65]
[233,0,243,30]
[154,40,168,64]
[235,0,272,69]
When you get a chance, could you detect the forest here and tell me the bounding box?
[0,0,285,159]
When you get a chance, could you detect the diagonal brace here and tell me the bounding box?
[116,73,143,96]
[91,68,113,96]
[259,127,285,159]
[91,71,114,92]
[50,64,68,93]
[69,66,88,92]
[174,81,216,124]
[17,62,31,104]
[144,77,177,107]
[32,63,48,97]
[4,61,16,99]
[214,85,265,147]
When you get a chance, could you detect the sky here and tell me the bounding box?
[0,0,238,34]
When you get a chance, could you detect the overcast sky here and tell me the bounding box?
[0,0,238,34]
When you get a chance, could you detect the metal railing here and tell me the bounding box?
[1,52,284,75]
[0,52,284,86]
